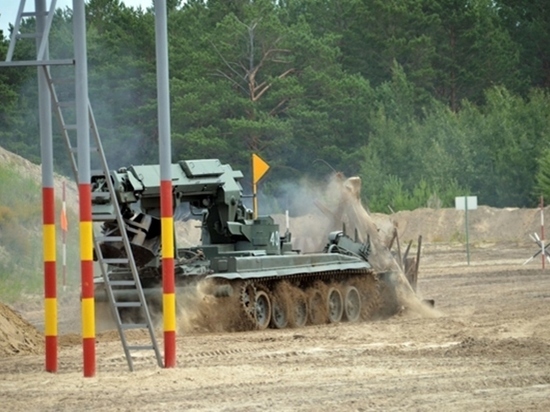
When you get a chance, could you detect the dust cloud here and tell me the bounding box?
[329,173,440,318]
[175,280,254,334]
[272,172,439,319]
[171,171,439,330]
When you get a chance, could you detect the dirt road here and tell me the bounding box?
[1,242,550,411]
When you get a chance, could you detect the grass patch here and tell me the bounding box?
[0,162,80,302]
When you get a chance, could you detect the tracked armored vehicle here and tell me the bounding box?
[92,159,396,330]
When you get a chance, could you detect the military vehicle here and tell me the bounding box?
[92,159,401,330]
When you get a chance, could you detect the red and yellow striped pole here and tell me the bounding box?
[61,181,68,290]
[155,0,176,368]
[36,0,56,373]
[43,187,57,372]
[79,184,95,376]
[161,180,176,367]
[73,0,95,377]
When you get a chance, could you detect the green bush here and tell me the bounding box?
[0,163,51,301]
[365,175,466,213]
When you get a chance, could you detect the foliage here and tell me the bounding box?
[364,175,465,213]
[496,0,550,92]
[0,165,41,300]
[535,147,550,201]
[0,163,80,301]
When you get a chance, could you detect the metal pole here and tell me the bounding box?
[253,182,258,219]
[73,0,95,377]
[540,196,545,270]
[155,0,176,368]
[36,0,57,374]
[465,197,470,265]
[62,180,67,291]
[251,154,270,219]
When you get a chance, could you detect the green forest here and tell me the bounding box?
[1,0,550,213]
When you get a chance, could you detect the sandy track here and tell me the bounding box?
[1,243,550,411]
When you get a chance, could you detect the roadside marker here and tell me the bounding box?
[523,196,547,269]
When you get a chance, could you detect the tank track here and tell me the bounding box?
[94,269,385,332]
[235,268,382,330]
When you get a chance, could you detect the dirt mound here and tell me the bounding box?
[444,336,550,358]
[392,206,543,244]
[0,302,43,356]
[0,145,78,207]
[278,205,544,252]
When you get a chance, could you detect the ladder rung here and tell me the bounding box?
[127,345,155,351]
[97,235,123,242]
[104,258,129,265]
[110,280,136,286]
[121,323,147,330]
[115,301,141,308]
[93,213,117,221]
[70,146,98,152]
[57,101,75,108]
[91,169,107,177]
[0,59,74,68]
[65,124,77,131]
[17,33,40,39]
[51,78,75,85]
[92,191,110,199]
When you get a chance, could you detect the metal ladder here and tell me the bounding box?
[5,0,163,371]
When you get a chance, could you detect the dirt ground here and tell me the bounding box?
[1,240,549,412]
[1,146,549,410]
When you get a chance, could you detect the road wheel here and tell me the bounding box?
[270,296,288,329]
[292,295,308,327]
[327,287,344,323]
[344,286,361,322]
[255,290,271,330]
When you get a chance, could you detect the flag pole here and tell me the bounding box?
[251,154,270,219]
[541,195,545,270]
[61,180,68,290]
[253,181,259,219]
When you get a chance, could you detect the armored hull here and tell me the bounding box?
[95,233,392,331]
[91,159,405,332]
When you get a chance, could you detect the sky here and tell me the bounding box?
[1,0,154,36]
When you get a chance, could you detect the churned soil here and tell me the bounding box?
[1,145,550,410]
[1,239,550,412]
[0,302,43,357]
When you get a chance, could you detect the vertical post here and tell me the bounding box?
[285,210,290,232]
[155,0,176,368]
[73,0,95,377]
[251,154,270,219]
[413,235,422,290]
[253,182,258,219]
[61,180,68,290]
[541,195,545,270]
[465,197,470,266]
[36,0,57,373]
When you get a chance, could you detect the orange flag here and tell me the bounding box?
[60,181,68,232]
[60,205,68,232]
[252,153,270,184]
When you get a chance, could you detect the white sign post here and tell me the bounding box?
[455,196,478,265]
